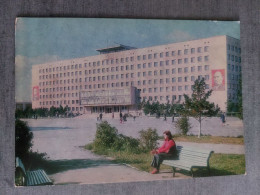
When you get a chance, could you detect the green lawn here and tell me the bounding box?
[85,146,245,177]
[170,135,244,145]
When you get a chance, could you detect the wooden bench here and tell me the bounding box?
[162,146,213,177]
[15,157,53,186]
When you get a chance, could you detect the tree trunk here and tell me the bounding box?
[198,116,201,138]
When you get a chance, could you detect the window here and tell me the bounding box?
[171,51,175,56]
[204,56,209,61]
[184,49,188,55]
[205,75,209,80]
[198,66,202,71]
[191,76,195,81]
[160,52,163,58]
[148,54,152,59]
[160,79,164,84]
[143,63,146,68]
[166,52,169,57]
[137,56,141,60]
[178,77,182,82]
[160,70,164,75]
[160,87,164,92]
[178,59,182,64]
[204,46,209,52]
[191,67,195,72]
[184,58,188,63]
[172,77,176,83]
[154,71,157,76]
[178,68,182,73]
[154,53,158,58]
[178,50,182,55]
[154,62,158,67]
[184,76,188,82]
[185,85,189,91]
[197,47,202,53]
[172,60,176,65]
[204,65,209,71]
[172,68,176,74]
[166,69,169,74]
[198,56,202,62]
[172,86,176,91]
[184,67,188,73]
[191,48,195,54]
[160,61,164,66]
[178,86,182,91]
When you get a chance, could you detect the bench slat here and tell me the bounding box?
[162,146,213,176]
[26,170,52,186]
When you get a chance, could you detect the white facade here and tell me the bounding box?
[32,35,241,113]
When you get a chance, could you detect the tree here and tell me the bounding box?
[183,78,220,138]
[15,119,33,161]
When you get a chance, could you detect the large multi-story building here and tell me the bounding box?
[32,35,241,114]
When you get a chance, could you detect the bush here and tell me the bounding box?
[15,119,33,161]
[175,116,191,135]
[93,121,118,150]
[139,128,159,151]
[112,134,140,153]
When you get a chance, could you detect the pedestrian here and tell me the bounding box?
[172,114,174,123]
[99,113,103,121]
[112,112,114,119]
[164,113,167,121]
[220,112,226,126]
[150,130,177,174]
[120,112,123,123]
[133,116,136,121]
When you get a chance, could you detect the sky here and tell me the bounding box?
[15,18,240,102]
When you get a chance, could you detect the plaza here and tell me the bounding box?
[24,115,244,184]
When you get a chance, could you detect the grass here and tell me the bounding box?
[168,134,244,145]
[85,145,245,177]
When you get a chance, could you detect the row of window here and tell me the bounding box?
[228,64,241,72]
[142,95,183,102]
[38,55,210,77]
[39,65,211,82]
[38,75,211,94]
[228,54,241,63]
[38,47,210,74]
[227,44,241,53]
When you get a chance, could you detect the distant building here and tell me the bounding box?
[32,35,241,114]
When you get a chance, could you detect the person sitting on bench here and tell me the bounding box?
[150,130,177,174]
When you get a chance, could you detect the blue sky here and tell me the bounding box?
[15,18,240,102]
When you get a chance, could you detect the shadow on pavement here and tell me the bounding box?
[38,159,116,175]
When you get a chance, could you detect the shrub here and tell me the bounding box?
[93,121,118,150]
[139,128,159,151]
[175,116,191,135]
[15,119,33,161]
[112,134,140,153]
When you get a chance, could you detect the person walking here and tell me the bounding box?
[220,112,226,126]
[99,113,103,121]
[112,112,114,119]
[172,114,175,123]
[150,131,177,174]
[120,112,123,123]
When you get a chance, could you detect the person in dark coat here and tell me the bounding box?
[220,112,226,126]
[99,113,103,121]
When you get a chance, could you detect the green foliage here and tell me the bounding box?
[92,121,141,154]
[94,121,118,149]
[139,128,159,151]
[175,116,191,135]
[183,78,220,137]
[15,119,33,161]
[15,105,70,119]
[112,134,140,153]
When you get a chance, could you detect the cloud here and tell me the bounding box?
[15,55,61,102]
[165,30,195,43]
